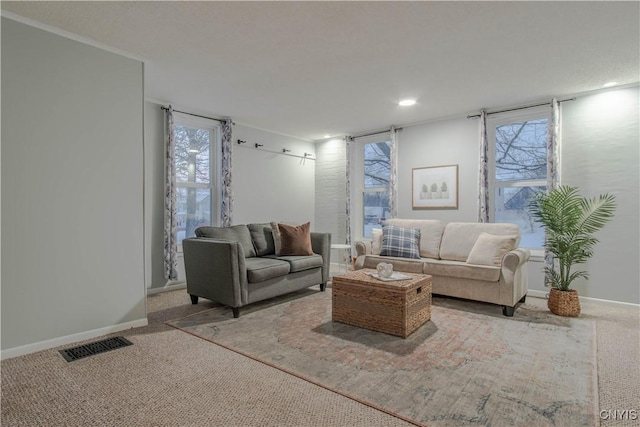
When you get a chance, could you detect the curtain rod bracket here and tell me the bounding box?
[237,139,246,144]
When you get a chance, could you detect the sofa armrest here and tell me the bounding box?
[355,240,372,257]
[311,232,332,284]
[353,240,372,270]
[183,238,247,307]
[500,248,530,304]
[502,248,530,272]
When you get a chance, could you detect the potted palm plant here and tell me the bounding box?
[528,185,616,316]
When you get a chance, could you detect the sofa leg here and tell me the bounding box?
[519,294,527,303]
[232,307,240,318]
[320,282,327,292]
[502,305,515,317]
[190,295,198,305]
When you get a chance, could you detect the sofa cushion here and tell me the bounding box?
[385,219,444,259]
[466,232,518,267]
[380,225,421,259]
[248,223,275,256]
[439,222,521,262]
[267,254,323,273]
[244,257,290,283]
[278,222,314,256]
[423,258,501,282]
[195,225,256,258]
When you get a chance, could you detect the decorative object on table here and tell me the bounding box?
[376,262,394,278]
[528,185,616,317]
[365,270,413,282]
[412,164,458,209]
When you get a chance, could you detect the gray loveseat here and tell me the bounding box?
[355,219,530,316]
[183,223,331,317]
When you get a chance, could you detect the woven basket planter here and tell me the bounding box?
[548,288,581,317]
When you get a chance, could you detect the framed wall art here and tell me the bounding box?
[412,164,459,209]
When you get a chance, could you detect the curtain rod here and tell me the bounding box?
[161,106,233,124]
[466,98,576,119]
[236,141,315,161]
[352,127,403,139]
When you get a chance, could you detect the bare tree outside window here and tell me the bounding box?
[493,118,548,248]
[174,125,213,242]
[363,141,391,237]
[364,142,391,187]
[495,119,547,181]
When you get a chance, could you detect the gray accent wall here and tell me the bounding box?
[560,87,639,304]
[1,18,146,352]
[144,102,169,290]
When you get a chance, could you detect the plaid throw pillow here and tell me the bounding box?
[380,225,421,259]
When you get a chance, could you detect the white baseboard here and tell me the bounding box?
[527,289,640,308]
[146,282,187,295]
[1,318,149,361]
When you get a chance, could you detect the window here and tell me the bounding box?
[355,139,391,238]
[173,114,220,247]
[488,108,549,249]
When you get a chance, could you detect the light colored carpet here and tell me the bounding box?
[167,289,599,426]
[1,287,415,427]
[1,286,638,426]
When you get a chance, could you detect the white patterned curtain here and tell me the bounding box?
[478,110,489,223]
[547,99,560,191]
[544,99,561,285]
[388,126,399,219]
[345,136,353,262]
[220,118,233,227]
[164,106,178,280]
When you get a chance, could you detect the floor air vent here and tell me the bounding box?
[59,336,133,362]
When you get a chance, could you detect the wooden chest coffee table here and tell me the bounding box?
[332,269,432,338]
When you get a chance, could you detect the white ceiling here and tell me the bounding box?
[3,1,639,141]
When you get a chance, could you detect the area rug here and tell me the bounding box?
[167,289,598,427]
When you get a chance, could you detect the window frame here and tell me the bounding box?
[172,112,221,252]
[350,134,391,241]
[487,106,550,254]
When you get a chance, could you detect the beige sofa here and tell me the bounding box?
[354,219,530,316]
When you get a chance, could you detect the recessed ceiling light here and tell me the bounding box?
[603,81,618,88]
[323,134,331,138]
[398,99,416,107]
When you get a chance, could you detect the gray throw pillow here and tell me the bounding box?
[195,225,257,258]
[247,223,275,256]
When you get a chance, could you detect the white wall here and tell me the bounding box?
[396,117,480,222]
[232,125,316,225]
[144,103,317,290]
[315,139,347,245]
[317,86,640,304]
[1,18,146,355]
